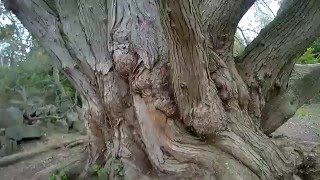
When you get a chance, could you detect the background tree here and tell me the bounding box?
[236,0,278,44]
[4,0,320,179]
[0,2,31,67]
[0,2,78,117]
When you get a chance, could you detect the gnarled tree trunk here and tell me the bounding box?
[5,0,320,179]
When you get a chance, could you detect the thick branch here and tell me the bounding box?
[4,0,111,167]
[199,1,255,118]
[237,0,320,117]
[201,0,256,52]
[160,0,227,135]
[261,64,320,135]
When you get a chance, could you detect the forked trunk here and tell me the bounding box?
[5,0,320,179]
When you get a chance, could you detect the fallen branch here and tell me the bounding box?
[66,138,86,148]
[24,112,64,122]
[23,108,71,125]
[0,137,87,167]
[33,155,86,180]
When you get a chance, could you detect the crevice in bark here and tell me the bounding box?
[132,94,260,179]
[159,0,227,135]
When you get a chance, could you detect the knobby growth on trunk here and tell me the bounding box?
[4,0,320,179]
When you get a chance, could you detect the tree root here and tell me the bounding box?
[0,137,87,167]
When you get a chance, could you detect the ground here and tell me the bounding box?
[0,104,320,180]
[275,103,320,142]
[0,133,86,180]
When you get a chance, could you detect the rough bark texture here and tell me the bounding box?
[4,0,320,179]
[237,0,320,120]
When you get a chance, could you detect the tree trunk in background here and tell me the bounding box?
[5,0,320,179]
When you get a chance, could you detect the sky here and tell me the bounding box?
[238,0,281,42]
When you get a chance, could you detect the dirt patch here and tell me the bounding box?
[274,103,320,142]
[0,133,86,180]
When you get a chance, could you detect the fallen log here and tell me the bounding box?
[0,137,87,167]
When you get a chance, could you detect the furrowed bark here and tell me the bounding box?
[159,0,227,135]
[274,138,320,180]
[237,0,320,119]
[200,0,254,115]
[262,64,320,134]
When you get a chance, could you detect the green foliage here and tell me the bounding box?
[0,46,76,106]
[93,164,108,178]
[297,108,307,119]
[312,40,320,54]
[113,159,125,177]
[0,3,77,109]
[296,40,320,64]
[49,170,68,180]
[0,2,32,65]
[296,47,320,64]
[91,160,125,179]
[0,25,14,40]
[0,48,51,97]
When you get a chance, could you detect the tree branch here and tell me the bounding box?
[159,0,227,135]
[3,0,111,167]
[261,64,320,134]
[258,0,276,17]
[200,0,256,52]
[53,63,68,99]
[236,0,320,117]
[237,27,250,46]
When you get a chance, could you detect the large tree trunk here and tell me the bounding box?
[5,0,320,179]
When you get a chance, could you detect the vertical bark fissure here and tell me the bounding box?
[199,0,254,125]
[160,0,227,135]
